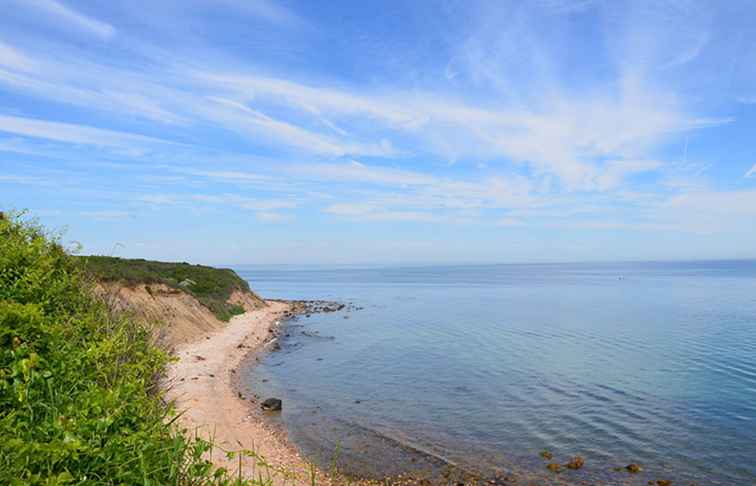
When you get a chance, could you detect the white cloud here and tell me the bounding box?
[0,42,36,71]
[255,211,292,223]
[139,195,178,205]
[497,217,522,227]
[214,0,304,27]
[191,194,297,211]
[20,0,115,39]
[593,159,662,191]
[285,161,437,186]
[0,114,172,148]
[746,165,756,178]
[182,169,273,183]
[197,70,716,189]
[0,174,45,184]
[0,46,188,125]
[80,210,131,221]
[0,18,724,189]
[203,97,398,157]
[323,203,439,223]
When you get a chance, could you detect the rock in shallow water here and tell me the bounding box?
[261,398,282,411]
[565,455,584,469]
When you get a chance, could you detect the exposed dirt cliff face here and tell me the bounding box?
[98,283,266,348]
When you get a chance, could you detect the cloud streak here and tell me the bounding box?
[20,0,115,39]
[0,114,173,148]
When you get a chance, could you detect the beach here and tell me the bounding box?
[164,300,322,485]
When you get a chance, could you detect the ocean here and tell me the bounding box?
[235,261,756,484]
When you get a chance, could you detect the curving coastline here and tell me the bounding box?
[164,300,326,485]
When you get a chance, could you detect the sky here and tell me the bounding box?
[1,0,756,265]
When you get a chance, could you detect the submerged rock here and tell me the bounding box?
[565,456,584,470]
[626,463,643,473]
[546,463,562,473]
[261,398,282,411]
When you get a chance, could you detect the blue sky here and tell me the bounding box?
[1,0,755,264]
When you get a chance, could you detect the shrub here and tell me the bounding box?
[0,214,246,484]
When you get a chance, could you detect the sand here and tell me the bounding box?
[164,301,323,485]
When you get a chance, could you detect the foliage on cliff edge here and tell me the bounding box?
[0,214,248,484]
[78,255,256,321]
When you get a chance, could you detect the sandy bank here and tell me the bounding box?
[164,301,323,485]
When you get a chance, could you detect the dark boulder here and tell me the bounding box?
[261,398,282,411]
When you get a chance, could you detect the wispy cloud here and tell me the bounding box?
[0,42,37,71]
[324,203,440,223]
[0,114,173,148]
[746,165,756,178]
[191,194,297,211]
[203,97,397,157]
[198,70,719,189]
[255,211,292,223]
[80,210,131,222]
[214,0,304,27]
[19,0,115,39]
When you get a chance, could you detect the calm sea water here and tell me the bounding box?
[235,261,756,484]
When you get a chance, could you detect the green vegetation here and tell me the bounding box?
[0,214,256,484]
[78,255,252,322]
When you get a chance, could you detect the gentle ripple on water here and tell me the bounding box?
[236,261,756,484]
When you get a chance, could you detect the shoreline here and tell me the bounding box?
[161,299,598,485]
[164,300,325,485]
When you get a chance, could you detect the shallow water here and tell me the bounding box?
[236,261,756,484]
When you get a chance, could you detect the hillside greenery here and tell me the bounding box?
[0,213,256,484]
[78,255,251,322]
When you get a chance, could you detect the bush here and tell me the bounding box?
[0,214,246,484]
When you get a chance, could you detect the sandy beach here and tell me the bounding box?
[164,301,322,485]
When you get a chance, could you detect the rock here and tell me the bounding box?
[626,464,643,473]
[565,456,584,470]
[655,481,672,486]
[261,398,282,411]
[194,355,206,361]
[539,450,553,460]
[546,463,561,473]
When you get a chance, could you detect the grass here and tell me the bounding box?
[77,255,253,322]
[0,212,266,484]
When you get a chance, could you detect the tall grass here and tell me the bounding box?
[0,213,258,484]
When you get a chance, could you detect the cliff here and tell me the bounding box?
[79,256,266,347]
